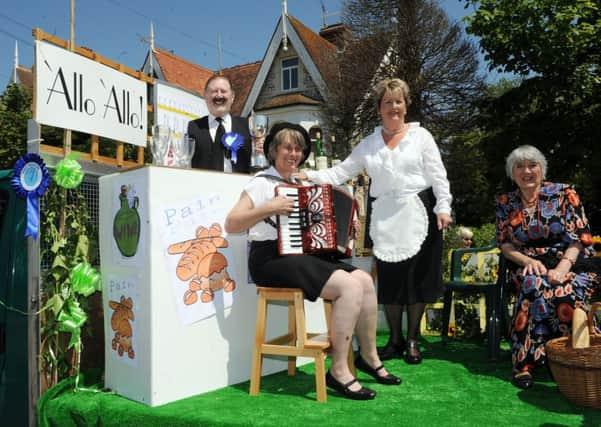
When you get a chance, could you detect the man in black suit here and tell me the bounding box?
[188,74,252,173]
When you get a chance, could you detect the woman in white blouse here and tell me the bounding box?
[225,122,400,400]
[294,78,453,364]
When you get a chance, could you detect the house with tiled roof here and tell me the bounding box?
[141,9,349,159]
[242,13,344,154]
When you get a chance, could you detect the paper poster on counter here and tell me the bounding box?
[157,192,240,325]
[105,274,139,367]
[110,178,147,266]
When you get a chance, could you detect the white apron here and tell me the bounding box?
[369,192,428,262]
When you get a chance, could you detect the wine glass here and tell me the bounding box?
[173,133,196,168]
[151,125,171,165]
[249,114,269,168]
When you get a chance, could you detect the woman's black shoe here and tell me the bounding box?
[511,371,534,389]
[377,339,405,361]
[405,340,422,365]
[355,355,402,385]
[325,371,377,400]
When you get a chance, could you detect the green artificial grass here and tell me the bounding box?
[37,333,601,427]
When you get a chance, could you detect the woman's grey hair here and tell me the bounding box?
[505,145,547,180]
[373,78,412,109]
[268,128,307,161]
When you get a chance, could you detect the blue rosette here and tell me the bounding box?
[11,153,51,239]
[221,132,244,164]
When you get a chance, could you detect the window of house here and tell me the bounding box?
[282,57,299,91]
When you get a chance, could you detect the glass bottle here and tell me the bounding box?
[315,132,328,170]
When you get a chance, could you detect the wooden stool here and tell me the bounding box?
[249,286,355,402]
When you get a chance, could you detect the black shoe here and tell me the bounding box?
[405,340,422,365]
[325,371,377,400]
[377,339,404,361]
[511,371,534,389]
[355,355,402,385]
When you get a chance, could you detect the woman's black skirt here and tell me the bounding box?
[375,188,444,305]
[248,240,356,301]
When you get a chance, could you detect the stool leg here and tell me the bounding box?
[314,350,328,402]
[250,291,268,395]
[287,300,296,376]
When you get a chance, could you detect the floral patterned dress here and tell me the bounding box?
[495,182,599,373]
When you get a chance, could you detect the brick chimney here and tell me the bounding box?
[319,23,351,50]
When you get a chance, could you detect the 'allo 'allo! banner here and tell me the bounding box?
[34,41,147,147]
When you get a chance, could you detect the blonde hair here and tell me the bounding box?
[373,78,411,109]
[457,226,473,240]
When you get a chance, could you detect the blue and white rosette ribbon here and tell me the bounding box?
[11,153,50,239]
[221,132,244,164]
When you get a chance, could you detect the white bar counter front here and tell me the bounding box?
[99,166,327,406]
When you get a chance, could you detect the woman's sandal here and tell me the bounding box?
[511,371,534,389]
[355,355,402,385]
[377,339,405,361]
[325,371,377,400]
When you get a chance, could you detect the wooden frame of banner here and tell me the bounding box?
[32,28,154,169]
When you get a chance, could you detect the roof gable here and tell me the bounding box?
[241,14,338,117]
[287,15,337,86]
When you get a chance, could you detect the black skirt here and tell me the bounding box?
[248,240,356,301]
[375,188,444,305]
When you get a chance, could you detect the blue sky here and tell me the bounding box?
[0,0,499,89]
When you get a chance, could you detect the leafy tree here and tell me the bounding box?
[445,130,494,225]
[463,0,601,232]
[0,83,31,169]
[323,0,485,155]
[463,0,600,82]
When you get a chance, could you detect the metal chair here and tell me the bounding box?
[441,244,505,360]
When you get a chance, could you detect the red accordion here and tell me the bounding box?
[275,184,357,258]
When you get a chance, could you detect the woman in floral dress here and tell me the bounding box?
[495,145,599,389]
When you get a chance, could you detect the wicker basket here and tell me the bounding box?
[545,303,601,409]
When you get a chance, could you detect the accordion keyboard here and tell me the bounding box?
[276,186,303,254]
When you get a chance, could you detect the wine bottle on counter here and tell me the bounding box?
[330,135,341,166]
[315,132,328,170]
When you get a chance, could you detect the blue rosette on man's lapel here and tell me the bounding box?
[11,153,51,239]
[221,132,244,164]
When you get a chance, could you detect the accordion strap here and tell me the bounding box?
[255,173,289,183]
[256,173,289,229]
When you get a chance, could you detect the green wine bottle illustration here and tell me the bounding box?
[113,185,140,257]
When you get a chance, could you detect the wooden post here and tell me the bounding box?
[116,142,124,167]
[137,146,145,164]
[63,0,76,156]
[90,135,99,162]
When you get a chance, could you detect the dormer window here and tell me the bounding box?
[282,57,299,91]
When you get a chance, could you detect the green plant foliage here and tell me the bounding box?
[445,130,495,225]
[464,0,600,81]
[0,83,31,169]
[40,181,98,387]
